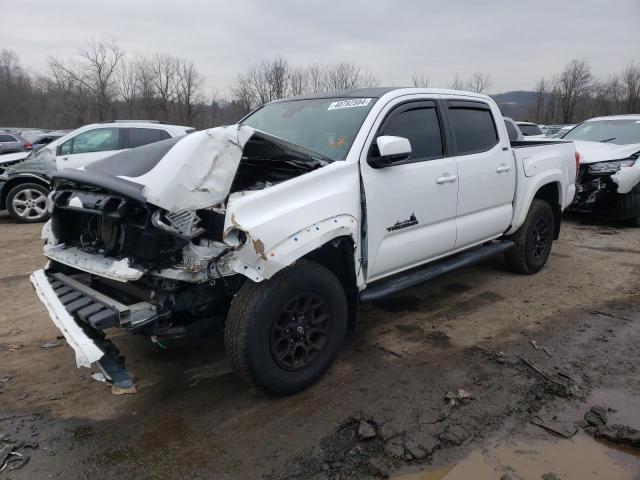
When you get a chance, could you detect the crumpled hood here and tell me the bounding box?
[573,140,640,164]
[117,125,254,212]
[56,124,330,213]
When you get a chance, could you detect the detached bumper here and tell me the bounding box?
[31,269,104,367]
[30,269,139,388]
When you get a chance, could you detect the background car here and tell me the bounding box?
[554,124,576,138]
[0,120,195,223]
[0,131,32,155]
[28,132,66,151]
[516,121,547,139]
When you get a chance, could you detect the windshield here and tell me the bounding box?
[562,119,640,145]
[240,97,376,161]
[519,124,543,136]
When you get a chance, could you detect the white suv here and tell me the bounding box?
[0,121,194,223]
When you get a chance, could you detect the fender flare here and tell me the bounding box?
[225,214,359,282]
[506,170,564,235]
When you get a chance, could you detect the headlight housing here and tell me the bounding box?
[589,159,636,174]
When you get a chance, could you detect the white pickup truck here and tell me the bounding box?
[31,88,578,394]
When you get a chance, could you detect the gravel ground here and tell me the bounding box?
[0,210,639,479]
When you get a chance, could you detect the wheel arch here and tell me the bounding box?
[507,173,564,238]
[1,174,50,210]
[301,236,359,332]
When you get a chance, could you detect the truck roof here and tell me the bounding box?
[272,87,492,103]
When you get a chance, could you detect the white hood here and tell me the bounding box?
[573,140,640,164]
[122,125,254,212]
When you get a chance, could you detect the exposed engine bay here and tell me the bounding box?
[571,160,640,219]
[41,126,337,351]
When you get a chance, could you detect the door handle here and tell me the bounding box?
[436,174,457,184]
[496,164,511,173]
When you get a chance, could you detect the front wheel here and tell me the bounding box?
[225,260,347,395]
[6,183,50,223]
[505,199,555,274]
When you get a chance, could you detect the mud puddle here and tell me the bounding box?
[396,387,640,480]
[396,432,640,480]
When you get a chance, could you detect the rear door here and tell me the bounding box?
[57,127,124,170]
[446,101,515,248]
[361,99,458,281]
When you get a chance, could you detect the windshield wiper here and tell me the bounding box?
[600,137,616,143]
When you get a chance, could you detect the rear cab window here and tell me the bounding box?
[447,101,499,155]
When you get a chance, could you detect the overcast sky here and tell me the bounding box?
[3,0,639,97]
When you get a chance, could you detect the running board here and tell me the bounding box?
[360,241,514,303]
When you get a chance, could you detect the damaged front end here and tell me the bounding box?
[570,157,640,220]
[33,125,337,386]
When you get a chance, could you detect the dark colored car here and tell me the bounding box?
[0,132,32,155]
[29,132,65,151]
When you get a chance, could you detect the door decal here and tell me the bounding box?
[386,213,418,232]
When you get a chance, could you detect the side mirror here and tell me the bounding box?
[368,136,412,168]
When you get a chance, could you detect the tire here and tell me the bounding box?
[6,183,50,223]
[225,260,347,395]
[505,199,555,274]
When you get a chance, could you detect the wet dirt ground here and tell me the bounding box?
[1,210,639,479]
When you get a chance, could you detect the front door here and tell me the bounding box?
[56,127,123,170]
[360,100,458,282]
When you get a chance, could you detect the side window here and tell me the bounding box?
[60,140,72,155]
[504,120,518,142]
[379,105,444,161]
[68,128,120,154]
[0,134,17,142]
[128,128,171,148]
[448,105,499,155]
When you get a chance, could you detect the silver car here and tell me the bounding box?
[0,131,32,155]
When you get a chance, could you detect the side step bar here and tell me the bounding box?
[360,240,514,303]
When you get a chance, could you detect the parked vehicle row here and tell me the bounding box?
[0,121,194,223]
[29,87,579,394]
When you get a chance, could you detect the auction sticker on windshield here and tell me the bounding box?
[328,98,372,110]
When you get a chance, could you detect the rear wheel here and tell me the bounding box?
[225,260,347,395]
[505,199,555,274]
[6,183,50,223]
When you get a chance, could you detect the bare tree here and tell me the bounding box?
[622,62,640,113]
[288,65,308,96]
[149,53,180,120]
[411,72,430,88]
[557,59,592,123]
[466,72,491,93]
[116,57,139,117]
[326,62,378,91]
[48,39,124,121]
[176,59,203,124]
[450,74,464,90]
[533,78,547,123]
